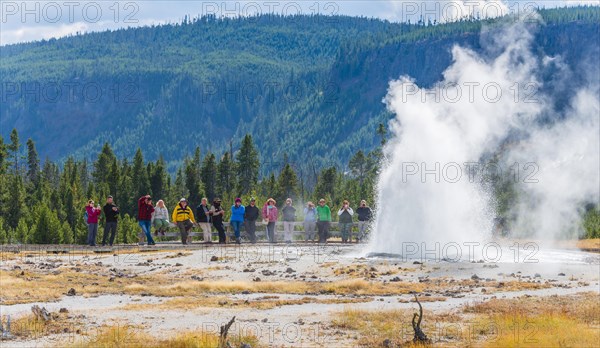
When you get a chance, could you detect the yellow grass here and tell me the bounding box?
[332,293,600,347]
[577,238,600,250]
[68,325,260,348]
[123,294,372,311]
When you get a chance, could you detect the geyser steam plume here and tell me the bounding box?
[369,16,599,256]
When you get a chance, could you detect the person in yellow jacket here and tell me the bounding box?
[172,198,195,245]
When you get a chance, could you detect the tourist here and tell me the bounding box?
[196,198,212,243]
[172,198,195,245]
[337,200,354,243]
[262,198,278,243]
[152,200,169,236]
[210,198,226,244]
[138,195,155,246]
[85,200,102,246]
[303,202,317,242]
[281,198,296,243]
[101,195,119,246]
[356,200,373,242]
[244,198,259,243]
[316,198,331,244]
[230,198,245,244]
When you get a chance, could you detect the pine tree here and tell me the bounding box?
[217,152,235,197]
[7,128,22,174]
[150,156,169,202]
[26,138,40,184]
[5,175,25,229]
[0,135,8,175]
[277,163,298,201]
[93,143,116,185]
[201,153,218,201]
[315,167,338,202]
[185,147,203,204]
[236,134,260,195]
[131,148,151,199]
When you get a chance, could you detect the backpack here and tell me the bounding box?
[83,210,89,225]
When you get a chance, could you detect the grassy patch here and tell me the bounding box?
[68,325,260,348]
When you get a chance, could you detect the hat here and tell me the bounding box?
[107,195,113,199]
[250,197,256,202]
[235,198,242,203]
[180,198,187,202]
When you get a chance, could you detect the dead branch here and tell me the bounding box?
[218,316,236,348]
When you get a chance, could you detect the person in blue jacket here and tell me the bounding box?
[230,197,245,244]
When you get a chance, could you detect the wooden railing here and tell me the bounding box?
[138,221,368,243]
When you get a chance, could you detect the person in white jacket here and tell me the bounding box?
[337,200,354,243]
[152,200,170,236]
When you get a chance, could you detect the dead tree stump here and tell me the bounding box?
[31,306,51,322]
[218,316,236,348]
[412,295,430,344]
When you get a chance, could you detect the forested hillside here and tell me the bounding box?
[1,6,599,175]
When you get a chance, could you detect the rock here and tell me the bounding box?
[390,277,401,282]
[285,267,296,274]
[218,300,228,306]
[558,273,566,276]
[59,308,68,313]
[413,261,422,265]
[252,277,261,282]
[210,256,219,262]
[534,273,541,278]
[191,275,203,281]
[382,338,393,347]
[241,290,251,295]
[174,263,183,267]
[243,268,256,273]
[240,344,252,348]
[471,274,482,281]
[66,288,76,296]
[261,318,268,323]
[261,270,275,276]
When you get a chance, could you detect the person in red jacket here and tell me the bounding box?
[138,195,155,245]
[85,200,102,246]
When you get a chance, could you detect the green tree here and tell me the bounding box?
[185,147,203,204]
[236,134,260,195]
[131,148,151,199]
[0,135,7,175]
[32,205,63,244]
[5,175,25,229]
[277,163,298,201]
[315,167,338,202]
[150,156,169,202]
[26,138,40,184]
[7,128,22,174]
[201,153,218,201]
[217,152,235,197]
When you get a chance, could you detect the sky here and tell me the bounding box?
[1,0,598,45]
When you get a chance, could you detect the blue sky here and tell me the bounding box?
[1,0,597,45]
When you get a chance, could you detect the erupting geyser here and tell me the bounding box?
[368,17,599,257]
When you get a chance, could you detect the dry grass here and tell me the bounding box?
[122,278,424,297]
[68,325,260,348]
[331,293,600,347]
[123,294,372,311]
[577,238,600,250]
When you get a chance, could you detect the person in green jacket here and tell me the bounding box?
[316,198,331,244]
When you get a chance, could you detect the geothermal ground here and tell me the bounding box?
[0,242,599,347]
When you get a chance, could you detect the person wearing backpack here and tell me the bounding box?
[102,195,119,247]
[85,200,102,246]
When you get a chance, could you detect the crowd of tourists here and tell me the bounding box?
[85,196,373,246]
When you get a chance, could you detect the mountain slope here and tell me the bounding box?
[1,7,598,173]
